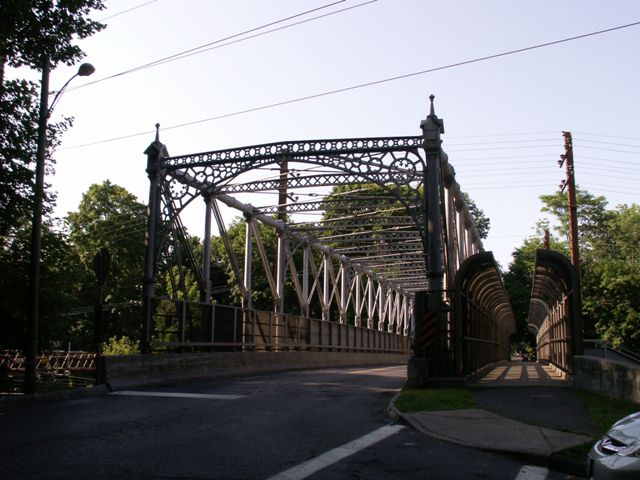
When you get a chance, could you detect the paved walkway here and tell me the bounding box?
[392,361,596,476]
[474,361,567,386]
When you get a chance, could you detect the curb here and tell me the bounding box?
[386,394,589,478]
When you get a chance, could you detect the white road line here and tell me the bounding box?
[267,424,404,480]
[515,465,549,480]
[109,391,244,400]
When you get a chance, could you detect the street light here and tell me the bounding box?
[24,60,95,395]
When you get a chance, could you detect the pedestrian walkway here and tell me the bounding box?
[474,361,567,386]
[391,361,596,477]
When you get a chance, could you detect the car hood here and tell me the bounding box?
[607,412,640,445]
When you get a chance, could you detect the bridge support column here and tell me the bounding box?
[202,194,212,302]
[407,96,445,387]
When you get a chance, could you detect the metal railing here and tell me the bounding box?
[583,339,640,364]
[1,350,97,394]
[151,301,410,354]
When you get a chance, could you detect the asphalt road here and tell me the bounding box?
[1,365,571,479]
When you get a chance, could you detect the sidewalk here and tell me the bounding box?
[390,362,597,476]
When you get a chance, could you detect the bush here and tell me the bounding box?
[102,336,140,355]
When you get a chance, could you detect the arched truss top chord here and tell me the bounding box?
[160,137,426,218]
[454,251,516,336]
[527,249,582,338]
[165,136,425,170]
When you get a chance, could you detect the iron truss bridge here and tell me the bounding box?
[141,98,516,380]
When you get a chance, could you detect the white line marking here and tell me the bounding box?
[515,465,549,480]
[109,391,244,400]
[267,424,404,480]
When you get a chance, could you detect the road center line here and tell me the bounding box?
[109,391,244,400]
[267,424,404,480]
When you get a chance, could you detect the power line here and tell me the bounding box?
[98,0,159,22]
[575,138,640,150]
[70,0,358,91]
[63,19,640,150]
[445,138,558,147]
[574,132,640,142]
[577,145,640,155]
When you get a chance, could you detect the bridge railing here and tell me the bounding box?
[528,249,582,375]
[150,300,410,354]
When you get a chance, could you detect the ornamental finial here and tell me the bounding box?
[155,123,161,142]
[429,94,435,116]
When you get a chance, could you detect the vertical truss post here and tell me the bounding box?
[275,227,286,350]
[378,283,386,330]
[202,194,212,302]
[340,261,348,324]
[367,277,374,329]
[302,243,310,318]
[276,230,286,314]
[243,215,253,310]
[355,272,362,327]
[276,148,289,318]
[142,125,168,354]
[323,254,331,322]
[408,96,445,386]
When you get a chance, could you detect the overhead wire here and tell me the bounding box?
[69,0,361,91]
[63,19,640,150]
[98,0,159,22]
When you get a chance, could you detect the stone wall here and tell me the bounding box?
[572,355,640,405]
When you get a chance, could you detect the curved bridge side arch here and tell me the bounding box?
[453,251,516,377]
[528,249,583,374]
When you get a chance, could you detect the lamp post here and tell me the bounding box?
[24,59,95,395]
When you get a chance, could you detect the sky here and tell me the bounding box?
[17,0,640,269]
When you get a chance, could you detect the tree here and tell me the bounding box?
[0,219,80,349]
[0,1,105,240]
[0,1,105,74]
[66,181,147,345]
[462,192,490,240]
[581,204,640,349]
[538,187,611,252]
[0,1,105,353]
[505,187,640,351]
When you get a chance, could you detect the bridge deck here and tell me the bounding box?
[472,361,568,387]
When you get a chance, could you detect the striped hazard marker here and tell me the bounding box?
[417,308,437,352]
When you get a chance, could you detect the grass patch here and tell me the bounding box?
[577,390,639,436]
[558,390,639,461]
[395,388,477,413]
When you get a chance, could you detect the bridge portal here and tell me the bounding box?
[141,98,515,383]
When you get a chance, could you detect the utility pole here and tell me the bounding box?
[25,59,95,394]
[558,131,581,280]
[543,229,550,250]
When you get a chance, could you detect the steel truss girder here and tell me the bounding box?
[162,137,425,227]
[219,172,413,194]
[141,121,505,363]
[257,199,417,215]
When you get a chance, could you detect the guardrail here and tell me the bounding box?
[1,350,96,395]
[583,339,640,364]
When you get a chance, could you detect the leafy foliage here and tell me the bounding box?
[462,192,490,240]
[0,2,106,352]
[66,181,147,344]
[505,188,640,351]
[102,336,140,356]
[0,0,105,71]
